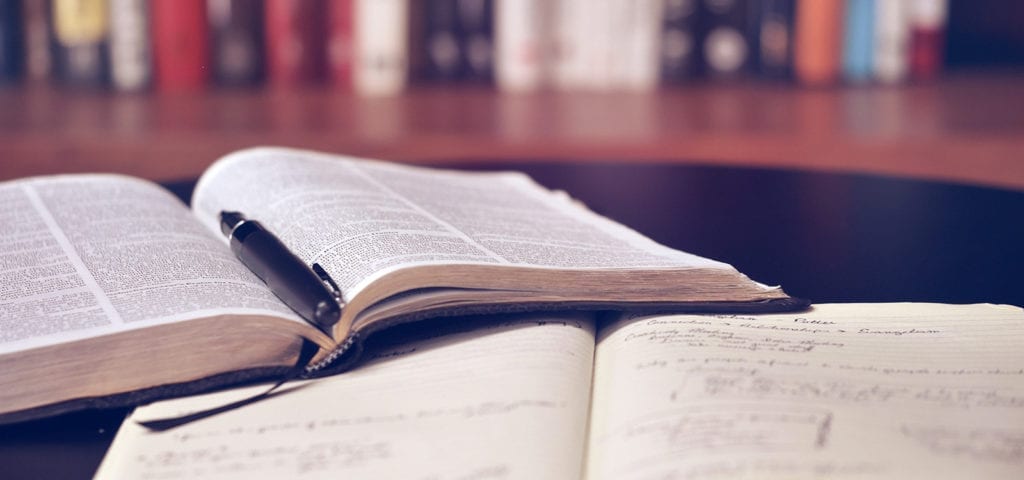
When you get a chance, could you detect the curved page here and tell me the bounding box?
[98,314,596,479]
[0,175,302,356]
[191,147,737,302]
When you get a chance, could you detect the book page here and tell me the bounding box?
[96,314,596,480]
[0,175,302,355]
[191,148,733,299]
[586,303,1024,480]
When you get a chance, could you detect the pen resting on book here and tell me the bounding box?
[219,210,342,332]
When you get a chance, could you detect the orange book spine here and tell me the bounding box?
[794,0,844,85]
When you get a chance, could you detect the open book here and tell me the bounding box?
[97,303,1024,479]
[0,147,801,423]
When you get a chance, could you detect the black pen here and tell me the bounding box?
[219,211,342,332]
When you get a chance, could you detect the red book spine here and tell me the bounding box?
[909,0,947,80]
[265,0,327,86]
[327,0,354,88]
[910,28,943,80]
[151,0,209,90]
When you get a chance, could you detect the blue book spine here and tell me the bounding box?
[843,0,875,81]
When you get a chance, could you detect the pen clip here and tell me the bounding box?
[312,263,346,307]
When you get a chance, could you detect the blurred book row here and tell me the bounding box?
[0,0,949,95]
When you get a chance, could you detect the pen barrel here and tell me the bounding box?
[229,220,340,329]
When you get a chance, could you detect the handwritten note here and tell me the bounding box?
[97,304,1024,479]
[586,303,1024,480]
[97,314,596,480]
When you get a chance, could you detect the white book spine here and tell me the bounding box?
[612,0,662,90]
[873,0,909,83]
[495,0,547,92]
[553,0,588,90]
[607,0,631,89]
[107,0,150,91]
[354,0,409,97]
[586,0,614,91]
[909,0,948,29]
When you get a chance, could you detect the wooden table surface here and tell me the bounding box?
[2,71,1023,190]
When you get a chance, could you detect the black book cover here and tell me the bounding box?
[455,0,492,82]
[0,0,24,83]
[418,0,463,82]
[415,0,493,84]
[660,0,701,82]
[750,0,794,79]
[698,0,753,80]
[209,0,265,86]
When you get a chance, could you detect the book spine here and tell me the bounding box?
[327,0,354,88]
[606,0,630,88]
[793,0,843,85]
[660,0,700,83]
[0,0,22,84]
[842,0,875,82]
[51,0,109,88]
[552,0,587,89]
[108,0,151,91]
[265,0,327,86]
[353,0,408,96]
[456,0,492,83]
[873,0,909,83]
[420,0,463,82]
[609,0,661,90]
[21,0,50,81]
[555,0,617,90]
[151,0,209,91]
[908,0,947,80]
[495,0,547,91]
[592,0,615,90]
[699,0,752,80]
[208,0,264,87]
[751,0,794,79]
[576,0,613,90]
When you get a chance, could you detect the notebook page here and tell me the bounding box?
[97,314,596,480]
[585,303,1024,480]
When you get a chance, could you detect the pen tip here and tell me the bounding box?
[219,211,246,237]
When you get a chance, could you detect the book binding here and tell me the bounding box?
[0,295,808,425]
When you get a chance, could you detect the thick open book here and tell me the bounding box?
[97,303,1024,479]
[0,147,802,423]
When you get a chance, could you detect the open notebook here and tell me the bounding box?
[97,303,1024,479]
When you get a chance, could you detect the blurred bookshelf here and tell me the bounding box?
[3,70,1024,189]
[2,0,1024,190]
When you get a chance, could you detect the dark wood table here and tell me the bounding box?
[2,161,1022,479]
